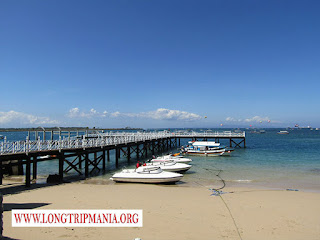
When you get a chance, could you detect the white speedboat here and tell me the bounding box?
[278,130,289,134]
[110,166,183,183]
[151,154,192,164]
[184,141,234,156]
[146,161,191,173]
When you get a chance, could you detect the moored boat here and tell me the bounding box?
[184,141,234,156]
[278,130,289,134]
[110,166,183,183]
[151,154,192,164]
[145,160,191,173]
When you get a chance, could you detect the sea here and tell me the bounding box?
[1,128,320,192]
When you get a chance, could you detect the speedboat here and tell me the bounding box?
[145,161,191,173]
[278,130,289,134]
[184,141,234,156]
[151,154,192,164]
[110,166,183,183]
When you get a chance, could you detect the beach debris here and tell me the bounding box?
[209,189,233,196]
[286,189,299,191]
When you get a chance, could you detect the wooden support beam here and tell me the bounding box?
[115,148,119,167]
[230,139,245,148]
[127,146,131,162]
[25,156,31,187]
[120,147,128,157]
[152,141,155,155]
[107,150,110,162]
[157,140,161,152]
[78,154,82,169]
[94,152,97,164]
[102,150,106,171]
[85,152,89,177]
[144,143,148,158]
[88,156,102,174]
[32,156,37,180]
[64,158,82,175]
[136,144,140,159]
[59,154,64,182]
[0,159,3,185]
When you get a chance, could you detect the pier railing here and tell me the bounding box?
[172,131,245,138]
[0,131,245,155]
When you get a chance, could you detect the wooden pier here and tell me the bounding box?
[0,130,245,187]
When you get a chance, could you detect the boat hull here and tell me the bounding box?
[186,150,233,156]
[110,175,183,184]
[151,158,192,164]
[110,167,183,184]
[146,163,192,173]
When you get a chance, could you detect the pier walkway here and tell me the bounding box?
[0,131,245,155]
[0,131,245,187]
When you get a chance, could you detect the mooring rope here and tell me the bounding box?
[205,167,243,240]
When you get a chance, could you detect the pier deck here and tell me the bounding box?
[0,131,245,187]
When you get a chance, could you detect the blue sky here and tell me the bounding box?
[1,0,319,128]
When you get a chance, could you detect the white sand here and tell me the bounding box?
[2,182,320,240]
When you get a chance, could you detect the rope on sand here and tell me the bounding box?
[205,168,243,240]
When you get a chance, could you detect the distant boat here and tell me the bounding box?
[278,130,289,134]
[38,155,57,159]
[251,130,266,134]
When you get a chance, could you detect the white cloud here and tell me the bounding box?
[67,107,202,122]
[68,107,80,117]
[244,116,271,123]
[90,108,97,114]
[143,108,202,121]
[102,111,108,117]
[226,116,271,123]
[225,117,242,122]
[68,107,100,118]
[111,111,121,118]
[0,110,59,126]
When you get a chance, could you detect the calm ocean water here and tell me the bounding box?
[1,129,319,191]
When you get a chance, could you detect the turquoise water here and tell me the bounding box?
[1,129,320,191]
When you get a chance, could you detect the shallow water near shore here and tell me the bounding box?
[1,128,320,192]
[95,128,320,192]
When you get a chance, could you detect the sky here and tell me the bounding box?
[1,0,319,128]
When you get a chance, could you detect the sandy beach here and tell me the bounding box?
[2,180,320,240]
